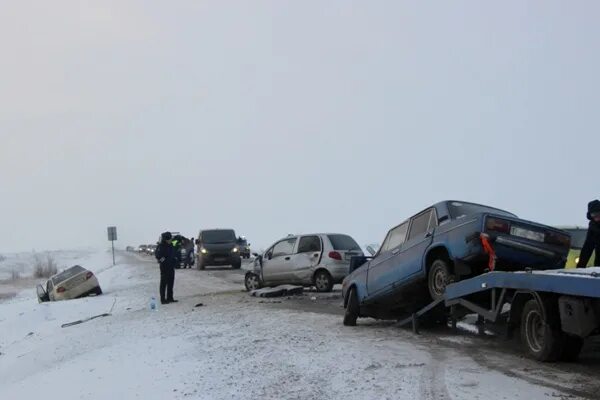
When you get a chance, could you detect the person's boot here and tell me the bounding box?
[167,299,178,303]
[161,299,168,305]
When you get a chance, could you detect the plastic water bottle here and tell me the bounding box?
[150,296,157,311]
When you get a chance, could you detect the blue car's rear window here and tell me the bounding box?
[448,202,516,219]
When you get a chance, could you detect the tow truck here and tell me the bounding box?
[397,266,600,362]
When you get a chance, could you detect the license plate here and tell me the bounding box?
[511,227,545,242]
[214,257,226,262]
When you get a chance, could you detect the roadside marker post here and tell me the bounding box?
[107,226,117,265]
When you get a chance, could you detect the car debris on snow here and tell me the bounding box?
[61,313,111,328]
[250,285,303,297]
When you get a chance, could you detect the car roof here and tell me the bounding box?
[282,233,352,239]
[441,200,514,214]
[381,201,517,233]
[50,265,88,283]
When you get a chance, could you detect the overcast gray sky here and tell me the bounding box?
[1,1,598,253]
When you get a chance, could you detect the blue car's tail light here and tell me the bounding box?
[485,217,511,234]
[545,231,571,248]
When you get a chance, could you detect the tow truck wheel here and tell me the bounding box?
[427,259,454,301]
[559,336,584,362]
[343,287,359,326]
[521,299,563,362]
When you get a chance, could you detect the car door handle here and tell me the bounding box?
[313,253,319,258]
[392,249,400,255]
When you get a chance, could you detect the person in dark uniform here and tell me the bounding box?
[155,232,178,304]
[577,199,600,268]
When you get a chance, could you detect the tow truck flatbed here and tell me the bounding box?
[446,268,600,300]
[397,267,600,362]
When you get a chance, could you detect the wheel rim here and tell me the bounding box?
[525,310,544,353]
[246,275,259,290]
[316,274,329,290]
[431,266,448,297]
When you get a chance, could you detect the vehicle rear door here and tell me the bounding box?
[396,208,437,282]
[261,237,298,283]
[284,235,323,283]
[366,221,409,299]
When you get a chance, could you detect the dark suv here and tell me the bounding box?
[196,229,242,270]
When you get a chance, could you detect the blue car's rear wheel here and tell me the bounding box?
[427,259,454,301]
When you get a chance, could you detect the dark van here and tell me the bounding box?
[196,229,242,270]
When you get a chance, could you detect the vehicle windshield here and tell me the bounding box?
[52,265,85,284]
[564,229,588,249]
[328,235,361,251]
[448,202,516,219]
[202,230,236,244]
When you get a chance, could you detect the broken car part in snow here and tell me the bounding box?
[250,285,304,298]
[61,313,111,328]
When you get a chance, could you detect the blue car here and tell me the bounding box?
[342,201,571,326]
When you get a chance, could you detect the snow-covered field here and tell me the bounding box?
[1,250,599,400]
[0,249,100,280]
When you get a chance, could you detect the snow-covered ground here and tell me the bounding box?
[1,250,599,400]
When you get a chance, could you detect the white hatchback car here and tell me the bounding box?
[37,265,102,303]
[245,233,364,292]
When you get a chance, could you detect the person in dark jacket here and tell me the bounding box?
[155,232,178,304]
[577,200,600,268]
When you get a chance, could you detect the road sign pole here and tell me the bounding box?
[107,226,118,266]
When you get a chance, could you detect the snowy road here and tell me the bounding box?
[1,250,600,400]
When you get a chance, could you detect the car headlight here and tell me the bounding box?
[232,247,239,253]
[200,248,208,254]
[575,256,580,264]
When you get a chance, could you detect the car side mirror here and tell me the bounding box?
[366,246,377,256]
[195,239,199,245]
[267,252,273,260]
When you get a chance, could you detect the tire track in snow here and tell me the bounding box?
[467,347,596,399]
[419,349,451,400]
